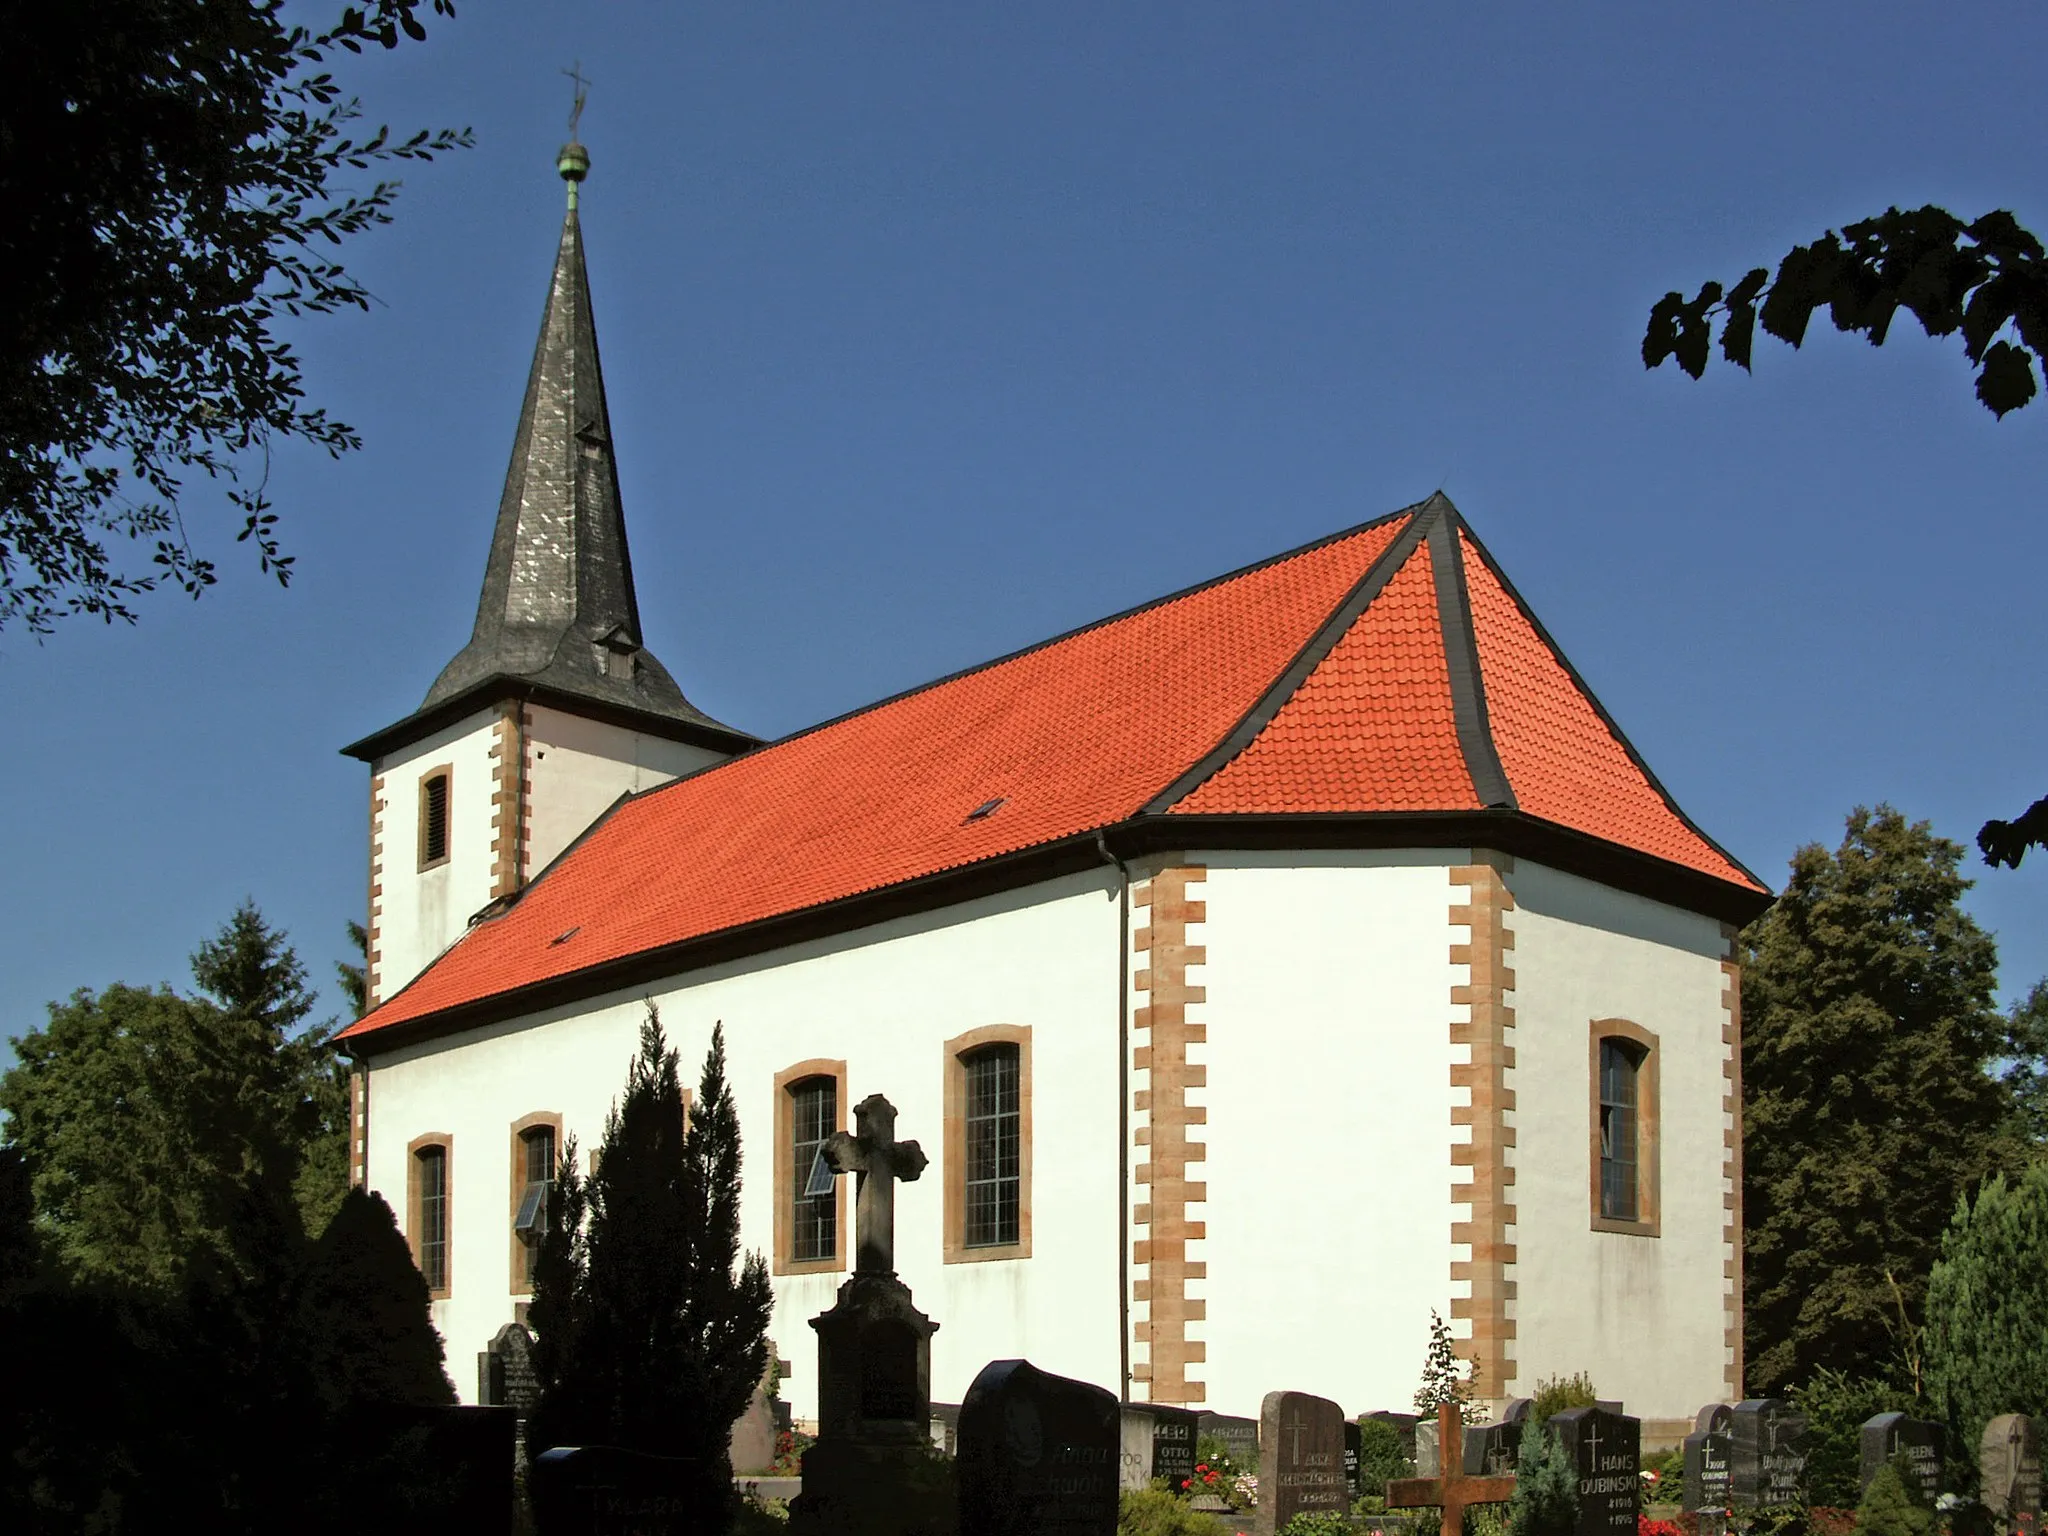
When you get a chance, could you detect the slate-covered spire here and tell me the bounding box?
[420,144,743,742]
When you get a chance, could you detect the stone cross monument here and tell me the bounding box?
[821,1092,929,1275]
[788,1093,947,1536]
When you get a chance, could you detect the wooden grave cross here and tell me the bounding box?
[1387,1402,1518,1536]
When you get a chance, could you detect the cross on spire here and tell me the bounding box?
[563,61,590,136]
[1387,1403,1518,1536]
[820,1093,928,1275]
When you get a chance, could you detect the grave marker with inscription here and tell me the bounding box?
[1550,1406,1641,1536]
[1860,1413,1943,1503]
[1200,1411,1261,1474]
[1257,1390,1350,1536]
[530,1444,699,1536]
[480,1321,541,1415]
[1118,1403,1201,1493]
[958,1359,1120,1536]
[1730,1399,1809,1510]
[1982,1415,2043,1536]
[1346,1421,1363,1499]
[1683,1405,1732,1514]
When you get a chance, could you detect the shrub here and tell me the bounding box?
[1356,1416,1414,1499]
[1508,1420,1578,1536]
[1855,1463,1933,1536]
[1120,1486,1238,1536]
[1416,1309,1483,1423]
[1924,1164,2048,1470]
[1280,1515,1352,1536]
[1792,1369,1918,1508]
[1529,1373,1597,1427]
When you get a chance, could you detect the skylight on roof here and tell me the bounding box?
[965,797,1006,823]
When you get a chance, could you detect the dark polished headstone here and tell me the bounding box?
[958,1359,1119,1536]
[1683,1406,1732,1514]
[531,1444,701,1536]
[1861,1412,1943,1503]
[1982,1415,2043,1535]
[1466,1414,1523,1477]
[1346,1421,1363,1499]
[1551,1406,1641,1536]
[1258,1390,1349,1536]
[1729,1399,1809,1510]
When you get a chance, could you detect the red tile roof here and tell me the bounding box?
[344,498,1760,1040]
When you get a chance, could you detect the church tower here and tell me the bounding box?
[343,140,756,1009]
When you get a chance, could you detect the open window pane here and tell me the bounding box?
[1598,1038,1640,1222]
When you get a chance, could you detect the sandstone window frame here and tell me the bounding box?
[1588,1017,1660,1237]
[408,1131,455,1297]
[773,1059,848,1276]
[417,765,454,870]
[943,1024,1032,1264]
[508,1111,563,1296]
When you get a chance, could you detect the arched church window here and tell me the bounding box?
[790,1077,837,1262]
[418,768,452,869]
[943,1025,1032,1263]
[773,1060,847,1275]
[408,1133,453,1297]
[509,1113,562,1295]
[1589,1020,1660,1236]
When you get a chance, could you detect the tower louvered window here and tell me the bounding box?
[963,1045,1021,1248]
[420,771,451,867]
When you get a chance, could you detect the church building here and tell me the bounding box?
[338,146,1770,1439]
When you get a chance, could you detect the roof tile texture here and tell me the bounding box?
[350,518,1404,1032]
[1173,539,1480,814]
[1461,532,1755,887]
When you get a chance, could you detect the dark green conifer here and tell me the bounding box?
[1508,1420,1579,1536]
[295,1187,454,1412]
[1855,1462,1933,1536]
[1923,1162,2048,1457]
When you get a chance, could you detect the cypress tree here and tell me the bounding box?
[523,1006,772,1522]
[1923,1162,2048,1464]
[295,1187,454,1412]
[676,1022,774,1508]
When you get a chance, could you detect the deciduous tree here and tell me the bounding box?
[0,0,467,633]
[1741,807,2012,1392]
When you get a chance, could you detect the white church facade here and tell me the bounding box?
[339,149,1768,1440]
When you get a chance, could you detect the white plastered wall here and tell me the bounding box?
[361,869,1126,1417]
[371,709,501,1005]
[1505,858,1731,1420]
[523,705,729,875]
[1191,850,1461,1419]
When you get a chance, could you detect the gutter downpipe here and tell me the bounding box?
[1094,827,1133,1404]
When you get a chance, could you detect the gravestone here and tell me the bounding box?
[530,1444,701,1536]
[1151,1404,1201,1492]
[1346,1421,1363,1499]
[1466,1403,1532,1477]
[929,1402,960,1456]
[731,1344,787,1475]
[479,1321,541,1414]
[1861,1412,1943,1503]
[1199,1411,1261,1474]
[1551,1406,1641,1536]
[1416,1415,1440,1477]
[1683,1405,1732,1514]
[957,1358,1120,1536]
[1258,1390,1349,1536]
[1982,1415,2043,1535]
[787,1094,949,1536]
[1730,1399,1809,1509]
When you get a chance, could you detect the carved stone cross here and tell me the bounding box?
[821,1093,928,1276]
[1387,1403,1518,1536]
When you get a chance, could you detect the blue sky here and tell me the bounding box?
[5,2,2045,1058]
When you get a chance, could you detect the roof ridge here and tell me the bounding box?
[1455,521,1768,893]
[1428,509,1515,810]
[603,499,1437,813]
[1146,498,1439,814]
